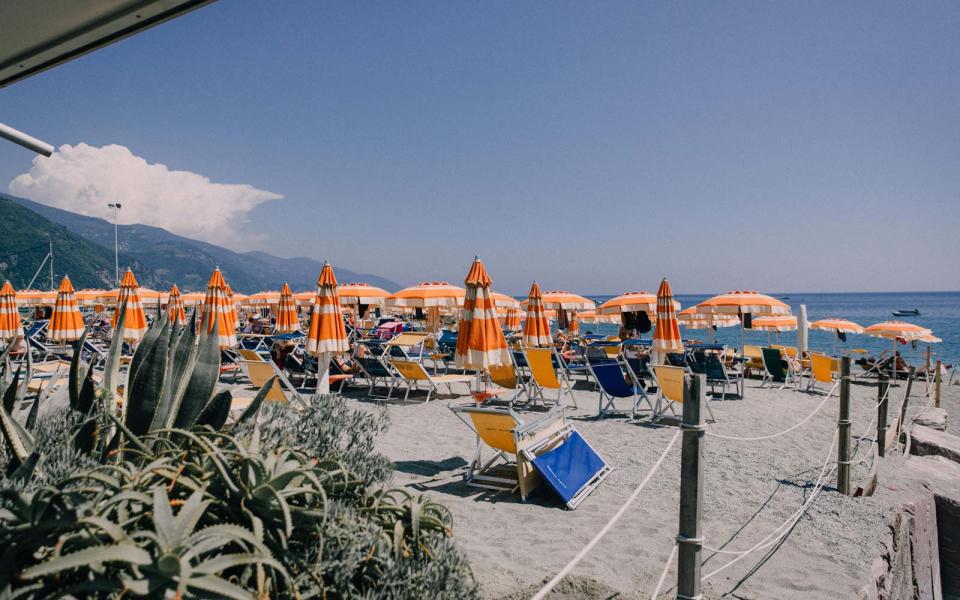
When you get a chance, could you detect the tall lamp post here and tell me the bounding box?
[107,203,122,284]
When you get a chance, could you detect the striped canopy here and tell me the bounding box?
[677,306,740,329]
[864,320,932,342]
[522,290,595,311]
[180,291,205,307]
[200,268,237,348]
[750,314,798,332]
[337,283,391,306]
[575,310,620,324]
[167,284,186,326]
[111,269,148,342]
[0,281,24,341]
[50,276,84,342]
[15,289,56,307]
[224,283,240,330]
[455,257,510,370]
[306,262,349,355]
[521,281,553,347]
[597,291,679,315]
[490,291,521,310]
[504,308,522,331]
[391,281,465,308]
[695,290,791,316]
[75,289,108,307]
[652,278,683,363]
[810,318,864,335]
[275,282,299,333]
[247,290,280,306]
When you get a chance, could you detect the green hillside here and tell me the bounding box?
[0,196,115,290]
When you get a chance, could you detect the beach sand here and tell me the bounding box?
[335,372,960,599]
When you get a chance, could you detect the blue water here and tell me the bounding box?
[578,292,960,366]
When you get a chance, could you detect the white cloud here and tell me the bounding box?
[9,143,283,249]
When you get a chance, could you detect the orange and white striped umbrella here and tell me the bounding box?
[695,290,791,316]
[224,284,240,330]
[864,320,931,342]
[275,283,299,333]
[306,262,350,355]
[200,268,237,348]
[504,308,522,331]
[0,281,24,341]
[652,278,683,363]
[521,281,553,347]
[522,290,595,311]
[167,284,186,326]
[597,291,679,315]
[810,318,864,335]
[677,306,740,329]
[49,276,85,342]
[111,269,148,342]
[337,283,391,306]
[16,289,56,307]
[76,289,107,307]
[490,291,521,310]
[750,315,798,332]
[248,290,280,306]
[455,257,510,370]
[391,281,465,308]
[575,310,620,324]
[180,291,205,307]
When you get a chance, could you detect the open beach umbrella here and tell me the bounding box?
[864,320,933,382]
[167,284,186,326]
[677,306,739,343]
[180,291,205,307]
[111,269,149,342]
[750,315,798,332]
[49,276,85,343]
[391,281,465,308]
[75,289,106,307]
[597,291,679,316]
[200,268,237,348]
[810,317,864,335]
[490,291,521,310]
[337,283,391,306]
[275,283,299,333]
[16,289,56,307]
[522,290,594,333]
[455,257,510,373]
[0,281,24,341]
[575,310,620,324]
[695,290,790,353]
[521,281,553,347]
[651,278,683,365]
[307,262,350,393]
[248,290,280,306]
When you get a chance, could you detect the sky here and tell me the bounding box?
[2,0,959,295]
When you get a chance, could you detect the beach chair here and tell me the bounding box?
[704,353,741,400]
[742,344,765,376]
[483,358,528,405]
[236,352,304,404]
[651,365,716,422]
[760,347,795,389]
[387,358,473,402]
[807,353,840,395]
[588,359,652,418]
[353,353,397,398]
[522,346,577,408]
[383,331,432,359]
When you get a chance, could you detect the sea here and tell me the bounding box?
[578,291,960,366]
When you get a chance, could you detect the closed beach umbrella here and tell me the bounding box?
[750,315,798,332]
[307,262,350,393]
[50,276,84,343]
[0,281,24,341]
[455,257,510,372]
[522,290,593,333]
[275,283,299,333]
[200,268,237,348]
[521,281,553,347]
[651,278,683,365]
[797,304,809,356]
[504,308,522,331]
[111,269,149,342]
[167,284,186,326]
[224,284,240,330]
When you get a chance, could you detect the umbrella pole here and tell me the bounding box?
[317,351,331,394]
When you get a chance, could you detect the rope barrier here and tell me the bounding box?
[530,429,682,600]
[705,385,836,442]
[649,541,677,600]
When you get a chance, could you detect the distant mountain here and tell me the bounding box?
[2,194,400,293]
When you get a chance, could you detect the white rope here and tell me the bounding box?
[649,541,678,600]
[530,429,682,600]
[705,385,836,442]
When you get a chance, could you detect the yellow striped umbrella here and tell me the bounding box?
[200,268,236,348]
[0,281,24,341]
[50,276,84,342]
[167,284,186,326]
[810,318,864,335]
[307,262,350,393]
[750,315,798,332]
[521,281,553,347]
[111,269,148,342]
[651,278,683,364]
[455,257,510,371]
[275,283,299,333]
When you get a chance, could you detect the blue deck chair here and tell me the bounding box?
[354,354,396,398]
[520,427,612,509]
[588,359,653,418]
[704,354,741,399]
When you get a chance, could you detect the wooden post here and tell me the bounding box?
[895,369,914,447]
[837,356,851,496]
[877,374,889,458]
[676,374,705,600]
[935,360,942,408]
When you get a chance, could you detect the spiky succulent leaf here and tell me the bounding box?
[0,403,34,468]
[102,304,127,398]
[173,326,220,429]
[2,363,21,413]
[195,390,231,431]
[125,318,171,436]
[67,328,90,412]
[10,449,40,482]
[127,307,163,392]
[19,542,151,579]
[235,376,275,426]
[15,347,32,404]
[25,381,42,432]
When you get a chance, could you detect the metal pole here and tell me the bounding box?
[935,360,942,408]
[0,122,54,156]
[877,373,889,458]
[676,373,705,600]
[48,239,54,289]
[837,356,851,496]
[113,204,120,284]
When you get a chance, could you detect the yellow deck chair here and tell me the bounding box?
[483,359,528,405]
[237,353,304,404]
[449,404,567,500]
[808,353,841,396]
[652,364,708,422]
[742,344,765,373]
[237,348,264,361]
[603,337,622,359]
[387,359,473,402]
[521,346,577,408]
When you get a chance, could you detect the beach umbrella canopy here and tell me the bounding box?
[810,318,864,335]
[504,308,522,331]
[167,284,186,326]
[651,278,683,364]
[522,290,595,311]
[306,262,350,356]
[750,315,798,332]
[200,268,237,348]
[391,281,465,308]
[455,257,510,370]
[180,291,205,307]
[248,290,280,306]
[918,333,942,343]
[16,289,56,307]
[337,283,391,306]
[49,276,84,343]
[597,291,679,316]
[490,291,521,310]
[521,281,553,347]
[275,283,299,333]
[111,269,149,342]
[695,290,791,316]
[863,320,931,342]
[0,281,24,341]
[75,289,107,307]
[677,306,740,329]
[575,310,620,324]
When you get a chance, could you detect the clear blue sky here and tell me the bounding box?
[2,0,959,295]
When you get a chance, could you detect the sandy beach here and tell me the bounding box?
[332,373,960,599]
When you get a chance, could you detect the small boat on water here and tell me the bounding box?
[892,309,920,317]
